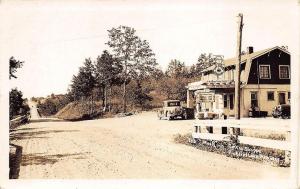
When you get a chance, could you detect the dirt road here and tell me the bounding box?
[9,112,290,179]
[27,100,40,119]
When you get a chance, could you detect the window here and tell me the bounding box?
[223,94,228,108]
[251,92,258,107]
[229,94,234,110]
[288,92,291,103]
[267,91,274,101]
[167,101,180,107]
[259,65,271,79]
[279,65,290,79]
[224,94,234,109]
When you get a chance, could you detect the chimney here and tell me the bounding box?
[247,46,254,54]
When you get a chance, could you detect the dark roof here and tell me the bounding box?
[187,46,290,90]
[202,46,289,73]
[224,46,289,66]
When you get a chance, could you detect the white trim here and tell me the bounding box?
[259,64,271,79]
[250,46,290,60]
[279,65,290,79]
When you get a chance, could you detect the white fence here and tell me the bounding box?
[192,120,291,164]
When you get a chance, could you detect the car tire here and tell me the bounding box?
[183,113,188,120]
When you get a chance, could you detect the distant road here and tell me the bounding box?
[27,100,40,119]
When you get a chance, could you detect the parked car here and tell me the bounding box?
[248,106,268,118]
[272,104,291,119]
[157,100,194,120]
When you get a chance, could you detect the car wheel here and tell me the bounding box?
[167,114,172,120]
[183,113,188,120]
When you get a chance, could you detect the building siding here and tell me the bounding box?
[247,49,290,85]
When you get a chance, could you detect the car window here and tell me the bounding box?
[167,102,180,106]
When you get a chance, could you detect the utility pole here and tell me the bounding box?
[234,13,243,120]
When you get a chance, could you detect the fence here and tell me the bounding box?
[10,115,29,129]
[191,120,291,166]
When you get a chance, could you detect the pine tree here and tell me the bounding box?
[70,58,96,100]
[95,50,122,111]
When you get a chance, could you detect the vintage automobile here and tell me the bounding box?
[272,104,291,119]
[248,106,268,118]
[157,100,194,120]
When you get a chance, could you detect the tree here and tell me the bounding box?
[9,57,29,120]
[165,59,188,78]
[70,58,96,100]
[196,53,222,73]
[158,77,189,101]
[130,81,153,110]
[106,25,158,112]
[9,57,24,79]
[9,88,28,119]
[95,50,122,111]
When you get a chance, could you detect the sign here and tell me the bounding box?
[197,93,215,102]
[213,55,225,76]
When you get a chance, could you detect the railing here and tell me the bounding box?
[10,115,29,129]
[191,120,291,166]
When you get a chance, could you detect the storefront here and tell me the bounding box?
[186,46,290,118]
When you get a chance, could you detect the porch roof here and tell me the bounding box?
[187,80,246,90]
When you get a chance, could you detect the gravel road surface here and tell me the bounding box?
[9,112,290,179]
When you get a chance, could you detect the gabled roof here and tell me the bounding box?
[187,46,290,90]
[223,46,289,66]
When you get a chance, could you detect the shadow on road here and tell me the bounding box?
[10,129,79,140]
[30,118,67,123]
[21,152,90,166]
[10,127,44,132]
[9,144,23,179]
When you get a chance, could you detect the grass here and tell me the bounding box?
[173,133,192,145]
[173,133,290,167]
[241,129,286,141]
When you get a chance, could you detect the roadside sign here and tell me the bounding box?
[197,93,215,102]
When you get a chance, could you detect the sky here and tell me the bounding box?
[1,0,298,98]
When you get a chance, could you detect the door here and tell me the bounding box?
[279,93,286,104]
[250,92,258,107]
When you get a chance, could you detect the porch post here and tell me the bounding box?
[187,89,193,108]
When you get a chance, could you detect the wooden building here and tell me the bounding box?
[186,46,291,117]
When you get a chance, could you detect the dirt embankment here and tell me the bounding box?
[55,101,103,121]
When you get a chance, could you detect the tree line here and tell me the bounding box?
[66,25,217,114]
[11,25,219,118]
